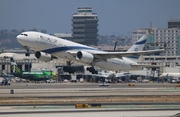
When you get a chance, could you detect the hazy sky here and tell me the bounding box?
[0,0,180,35]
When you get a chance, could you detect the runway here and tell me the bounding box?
[0,82,178,89]
[0,108,180,117]
[0,82,180,97]
[0,82,180,105]
[1,82,180,116]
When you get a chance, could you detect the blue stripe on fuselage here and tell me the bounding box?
[135,39,146,45]
[41,46,100,53]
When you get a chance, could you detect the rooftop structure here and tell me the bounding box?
[54,33,73,41]
[168,19,180,29]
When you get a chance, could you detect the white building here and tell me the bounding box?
[132,29,150,44]
[132,27,180,56]
[153,28,180,56]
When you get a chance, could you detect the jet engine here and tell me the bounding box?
[35,51,53,62]
[76,51,94,64]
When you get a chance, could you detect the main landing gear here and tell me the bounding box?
[23,46,31,72]
[63,61,75,74]
[25,52,30,56]
[86,67,98,74]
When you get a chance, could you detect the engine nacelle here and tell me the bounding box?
[35,51,52,62]
[76,51,94,64]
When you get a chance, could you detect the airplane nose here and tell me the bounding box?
[16,34,26,44]
[16,35,22,41]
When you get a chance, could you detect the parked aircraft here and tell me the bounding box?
[0,52,36,60]
[0,53,17,58]
[159,73,180,78]
[92,70,115,78]
[16,31,164,74]
[11,58,57,81]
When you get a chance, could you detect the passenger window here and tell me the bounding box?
[20,33,28,36]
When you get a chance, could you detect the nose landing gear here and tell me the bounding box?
[24,46,30,57]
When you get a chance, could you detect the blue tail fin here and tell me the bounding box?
[127,35,148,52]
[125,35,148,62]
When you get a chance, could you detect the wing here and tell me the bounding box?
[132,64,164,68]
[67,49,165,59]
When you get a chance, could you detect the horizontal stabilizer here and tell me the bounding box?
[132,64,165,68]
[67,49,165,59]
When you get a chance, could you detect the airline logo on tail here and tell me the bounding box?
[127,35,148,52]
[124,35,148,62]
[10,58,21,73]
[11,65,21,73]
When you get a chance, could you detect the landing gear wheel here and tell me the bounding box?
[86,67,98,74]
[25,52,30,56]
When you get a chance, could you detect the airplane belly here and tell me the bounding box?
[53,52,77,61]
[94,61,132,71]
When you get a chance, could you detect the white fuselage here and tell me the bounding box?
[17,32,141,71]
[160,73,180,78]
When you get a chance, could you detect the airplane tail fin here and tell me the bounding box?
[125,35,148,62]
[127,35,148,52]
[10,58,21,73]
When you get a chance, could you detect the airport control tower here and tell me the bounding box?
[72,7,98,45]
[168,19,180,29]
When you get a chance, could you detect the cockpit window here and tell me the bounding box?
[20,33,28,36]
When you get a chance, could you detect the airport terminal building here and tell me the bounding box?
[132,28,180,56]
[1,52,180,77]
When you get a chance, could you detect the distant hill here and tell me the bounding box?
[0,29,132,50]
[0,29,47,50]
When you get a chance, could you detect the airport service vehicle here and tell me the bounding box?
[99,82,109,87]
[131,80,137,83]
[0,79,11,86]
[71,75,77,83]
[170,79,177,83]
[63,79,69,83]
[46,79,56,83]
[142,79,150,83]
[80,78,84,83]
[16,31,164,74]
[0,77,11,85]
[11,58,57,81]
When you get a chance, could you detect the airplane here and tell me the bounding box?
[10,58,57,81]
[159,73,180,78]
[0,53,17,58]
[92,70,115,78]
[0,52,36,60]
[159,72,180,83]
[16,31,164,74]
